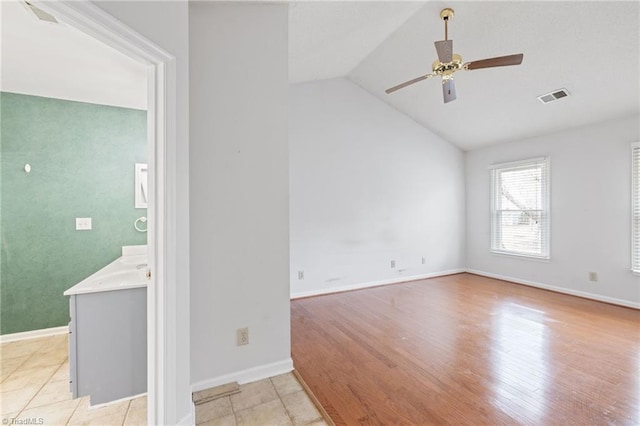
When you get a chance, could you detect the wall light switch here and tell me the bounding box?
[76,217,92,231]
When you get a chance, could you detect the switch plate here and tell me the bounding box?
[298,271,304,280]
[588,272,598,282]
[76,217,92,230]
[390,260,396,268]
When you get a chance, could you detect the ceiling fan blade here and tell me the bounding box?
[442,79,457,103]
[434,40,453,63]
[465,53,524,70]
[385,73,435,94]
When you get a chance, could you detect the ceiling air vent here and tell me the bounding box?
[22,1,59,24]
[537,88,570,104]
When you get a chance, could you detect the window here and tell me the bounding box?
[633,142,640,273]
[491,157,550,259]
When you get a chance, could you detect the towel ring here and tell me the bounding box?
[134,216,147,233]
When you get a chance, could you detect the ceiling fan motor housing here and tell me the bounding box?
[432,54,463,76]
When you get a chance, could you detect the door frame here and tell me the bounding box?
[32,1,179,424]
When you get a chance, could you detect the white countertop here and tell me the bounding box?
[64,246,148,296]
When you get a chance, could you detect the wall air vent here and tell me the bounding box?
[537,88,570,104]
[22,1,59,24]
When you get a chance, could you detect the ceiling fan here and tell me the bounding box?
[385,8,524,103]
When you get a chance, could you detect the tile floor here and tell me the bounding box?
[2,334,329,426]
[195,374,327,426]
[1,334,146,425]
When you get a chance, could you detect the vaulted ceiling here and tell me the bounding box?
[290,1,640,150]
[3,1,638,150]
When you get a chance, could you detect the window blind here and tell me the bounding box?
[490,157,550,259]
[633,143,640,272]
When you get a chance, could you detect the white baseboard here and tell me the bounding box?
[0,325,69,344]
[191,358,294,393]
[466,269,640,309]
[290,269,466,299]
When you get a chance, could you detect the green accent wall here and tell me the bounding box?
[0,92,147,334]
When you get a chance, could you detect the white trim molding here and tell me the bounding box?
[30,2,182,425]
[466,269,640,309]
[291,269,466,299]
[191,358,294,394]
[0,326,68,344]
[631,141,640,274]
[489,156,551,260]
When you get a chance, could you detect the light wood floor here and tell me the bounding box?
[291,273,640,425]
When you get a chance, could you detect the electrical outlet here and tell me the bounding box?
[588,272,598,282]
[237,327,249,346]
[421,257,426,265]
[298,271,304,280]
[390,260,396,268]
[75,217,92,230]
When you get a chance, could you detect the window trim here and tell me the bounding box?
[632,142,640,275]
[489,156,550,260]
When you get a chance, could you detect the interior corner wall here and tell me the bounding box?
[465,115,640,306]
[289,78,466,297]
[92,1,191,423]
[189,2,291,386]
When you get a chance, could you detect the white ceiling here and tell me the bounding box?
[289,1,424,83]
[0,1,147,110]
[3,1,637,150]
[292,1,640,151]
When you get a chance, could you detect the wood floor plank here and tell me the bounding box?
[291,273,640,425]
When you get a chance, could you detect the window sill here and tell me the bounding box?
[490,250,550,263]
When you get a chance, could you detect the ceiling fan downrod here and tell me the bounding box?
[440,8,454,41]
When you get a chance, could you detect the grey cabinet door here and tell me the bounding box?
[72,288,147,405]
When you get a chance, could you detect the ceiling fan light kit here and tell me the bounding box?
[386,8,524,103]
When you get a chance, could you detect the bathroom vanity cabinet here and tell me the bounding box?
[68,287,147,405]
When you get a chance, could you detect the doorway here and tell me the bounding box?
[27,1,179,423]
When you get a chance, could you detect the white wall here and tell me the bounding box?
[189,3,291,388]
[92,2,191,423]
[466,115,640,307]
[290,78,466,297]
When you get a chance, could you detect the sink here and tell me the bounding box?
[64,253,149,296]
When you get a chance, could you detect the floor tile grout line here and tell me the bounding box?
[1,360,27,383]
[277,390,295,425]
[120,399,133,426]
[271,377,295,425]
[3,337,146,426]
[65,394,85,426]
[1,348,44,385]
[14,356,67,418]
[194,375,324,426]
